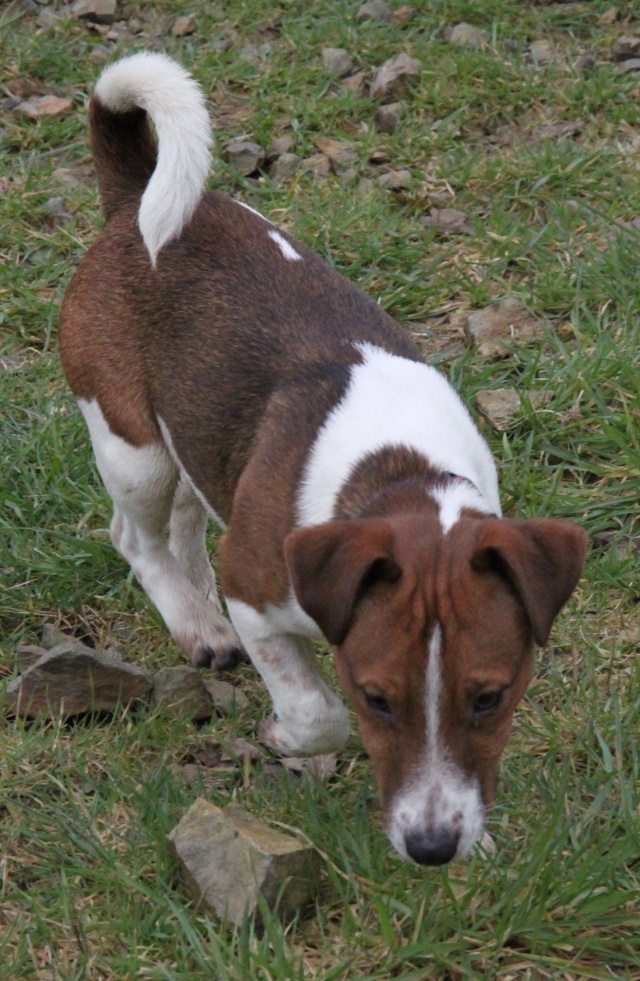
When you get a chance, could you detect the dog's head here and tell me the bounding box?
[285,511,587,865]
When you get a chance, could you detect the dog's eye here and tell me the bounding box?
[361,689,392,718]
[473,689,504,719]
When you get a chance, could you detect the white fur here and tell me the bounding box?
[431,480,495,533]
[268,229,302,261]
[388,627,485,861]
[78,398,240,661]
[236,200,271,222]
[297,343,501,528]
[95,53,212,265]
[226,598,350,754]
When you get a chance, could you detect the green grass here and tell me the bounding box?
[2,0,639,977]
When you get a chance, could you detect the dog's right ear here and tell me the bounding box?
[285,519,400,646]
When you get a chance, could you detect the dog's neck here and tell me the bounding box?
[334,446,485,521]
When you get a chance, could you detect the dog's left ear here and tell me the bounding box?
[471,518,588,646]
[285,519,400,645]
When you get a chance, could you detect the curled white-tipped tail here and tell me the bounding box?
[94,52,212,265]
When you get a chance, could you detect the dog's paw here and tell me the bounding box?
[258,708,350,757]
[192,642,248,671]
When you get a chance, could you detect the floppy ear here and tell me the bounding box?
[471,518,588,646]
[284,519,400,645]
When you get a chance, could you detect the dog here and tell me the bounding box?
[59,53,588,866]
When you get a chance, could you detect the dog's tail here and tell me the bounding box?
[91,52,212,266]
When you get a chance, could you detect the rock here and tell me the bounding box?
[203,677,249,715]
[377,169,412,190]
[4,642,152,718]
[444,22,489,50]
[268,152,301,183]
[322,47,353,77]
[369,52,421,100]
[268,133,294,158]
[152,667,213,721]
[375,101,403,133]
[15,95,73,119]
[616,58,640,75]
[465,299,550,358]
[314,136,358,174]
[357,0,393,22]
[422,207,473,235]
[41,624,70,650]
[223,141,265,176]
[476,389,527,430]
[302,153,331,179]
[42,197,72,228]
[72,0,117,24]
[52,167,82,189]
[393,5,416,23]
[14,645,47,670]
[168,799,322,925]
[172,14,196,37]
[341,71,367,93]
[528,40,554,66]
[611,35,640,62]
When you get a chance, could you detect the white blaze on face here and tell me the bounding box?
[387,625,485,862]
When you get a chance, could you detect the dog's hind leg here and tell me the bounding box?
[79,398,242,669]
[168,474,246,665]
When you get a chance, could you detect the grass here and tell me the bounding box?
[1,0,640,977]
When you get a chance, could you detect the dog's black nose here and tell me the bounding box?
[405,830,460,866]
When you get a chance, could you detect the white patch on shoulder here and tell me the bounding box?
[236,200,272,223]
[297,343,501,527]
[387,626,485,862]
[157,416,225,529]
[268,229,303,262]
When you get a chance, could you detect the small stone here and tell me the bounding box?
[314,136,358,174]
[268,133,294,158]
[377,169,412,190]
[4,643,152,718]
[223,141,266,176]
[72,0,117,24]
[369,52,421,100]
[268,152,301,183]
[529,40,554,66]
[422,207,473,235]
[37,8,60,27]
[15,95,73,119]
[52,167,82,188]
[302,153,331,179]
[203,678,249,715]
[616,58,640,75]
[476,389,521,430]
[375,102,403,133]
[465,299,550,358]
[611,34,640,62]
[168,799,322,926]
[577,52,596,73]
[393,5,416,23]
[172,14,196,37]
[322,47,353,77]
[341,71,366,93]
[444,22,489,50]
[357,0,393,22]
[152,666,213,721]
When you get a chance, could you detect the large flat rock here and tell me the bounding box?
[4,642,152,717]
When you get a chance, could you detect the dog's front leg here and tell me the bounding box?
[225,599,350,756]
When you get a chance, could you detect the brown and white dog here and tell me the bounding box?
[60,53,588,866]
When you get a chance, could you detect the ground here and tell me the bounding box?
[1,1,639,978]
